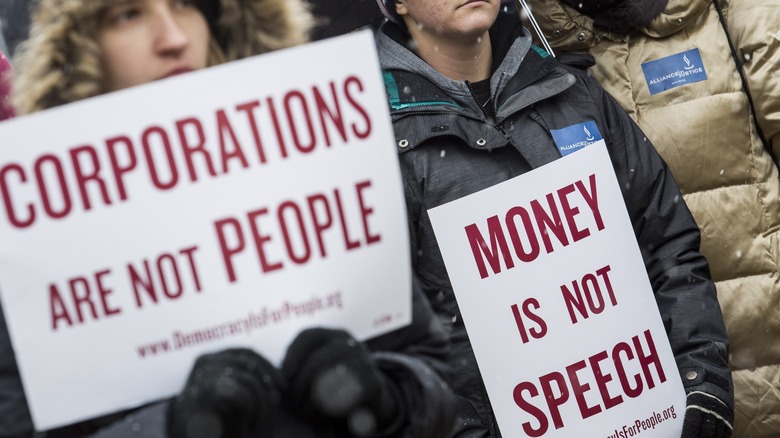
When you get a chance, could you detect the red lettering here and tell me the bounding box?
[307,193,333,257]
[179,246,202,291]
[95,269,121,317]
[176,117,217,182]
[589,350,623,410]
[355,180,381,244]
[531,193,569,252]
[49,284,72,331]
[35,154,72,219]
[277,201,312,264]
[566,360,601,419]
[540,371,569,430]
[248,208,284,273]
[561,265,618,324]
[506,206,540,262]
[511,298,547,344]
[157,253,183,299]
[69,277,100,323]
[313,82,347,146]
[576,174,604,231]
[266,97,289,158]
[633,329,666,389]
[0,163,34,228]
[512,331,667,428]
[129,248,203,306]
[70,145,111,210]
[344,76,371,139]
[106,135,137,201]
[558,183,590,241]
[129,259,156,307]
[284,90,316,153]
[613,342,643,398]
[465,216,514,279]
[235,100,268,164]
[596,265,617,306]
[216,109,249,173]
[214,217,246,283]
[514,381,548,437]
[142,125,179,190]
[334,188,360,250]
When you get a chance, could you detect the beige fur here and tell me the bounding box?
[11,0,314,114]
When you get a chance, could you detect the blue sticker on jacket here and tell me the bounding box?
[641,48,708,95]
[550,121,602,156]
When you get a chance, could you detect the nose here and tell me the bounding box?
[153,10,190,55]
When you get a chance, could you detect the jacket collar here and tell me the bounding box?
[377,13,551,116]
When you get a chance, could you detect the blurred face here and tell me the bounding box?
[396,0,500,42]
[98,0,210,92]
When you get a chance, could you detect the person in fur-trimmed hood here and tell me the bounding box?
[11,0,312,114]
[5,1,460,437]
[521,0,780,436]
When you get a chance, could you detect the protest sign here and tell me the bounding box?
[428,142,686,437]
[0,31,411,430]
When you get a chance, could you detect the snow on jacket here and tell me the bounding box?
[377,12,732,436]
[523,0,780,434]
[3,1,459,437]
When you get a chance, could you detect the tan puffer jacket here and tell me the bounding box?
[521,0,780,435]
[11,0,314,114]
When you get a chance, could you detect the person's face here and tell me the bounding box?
[396,0,500,42]
[98,0,210,92]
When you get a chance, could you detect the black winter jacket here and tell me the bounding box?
[377,13,733,437]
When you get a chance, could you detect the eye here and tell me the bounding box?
[173,0,196,9]
[103,5,141,26]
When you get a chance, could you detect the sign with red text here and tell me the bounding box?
[0,31,411,430]
[428,143,685,437]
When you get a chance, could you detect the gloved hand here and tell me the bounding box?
[166,348,284,438]
[282,328,404,437]
[681,391,733,438]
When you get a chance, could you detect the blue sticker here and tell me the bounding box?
[641,48,708,95]
[551,121,602,156]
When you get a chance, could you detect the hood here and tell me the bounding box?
[526,0,713,51]
[11,0,314,114]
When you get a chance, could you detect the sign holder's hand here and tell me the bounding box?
[681,391,733,438]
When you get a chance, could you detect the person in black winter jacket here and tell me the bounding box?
[5,0,459,437]
[373,0,734,437]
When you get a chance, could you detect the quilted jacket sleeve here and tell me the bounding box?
[591,73,734,408]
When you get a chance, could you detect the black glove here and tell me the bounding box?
[282,328,404,437]
[681,391,733,438]
[166,348,284,438]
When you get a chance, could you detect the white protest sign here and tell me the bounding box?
[428,143,685,437]
[0,31,411,430]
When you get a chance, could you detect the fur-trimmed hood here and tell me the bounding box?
[11,0,314,114]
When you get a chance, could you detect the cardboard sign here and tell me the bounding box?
[0,31,411,430]
[428,142,685,437]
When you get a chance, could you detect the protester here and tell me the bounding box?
[373,0,734,436]
[6,0,458,437]
[519,0,780,435]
